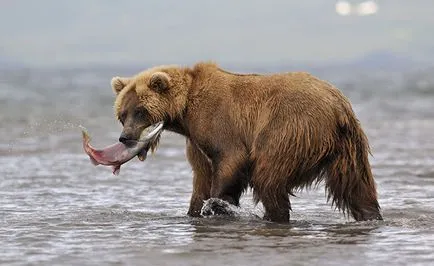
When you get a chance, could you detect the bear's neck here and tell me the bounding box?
[163,114,190,137]
[163,64,214,138]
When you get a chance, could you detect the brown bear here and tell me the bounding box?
[111,62,382,223]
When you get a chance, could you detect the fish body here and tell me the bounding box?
[80,122,163,175]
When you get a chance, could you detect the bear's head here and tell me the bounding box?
[111,66,191,147]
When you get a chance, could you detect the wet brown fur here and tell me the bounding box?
[112,61,382,223]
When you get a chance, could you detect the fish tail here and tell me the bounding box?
[79,125,91,144]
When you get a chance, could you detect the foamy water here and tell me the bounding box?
[0,68,433,265]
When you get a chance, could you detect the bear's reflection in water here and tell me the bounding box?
[186,212,383,253]
[187,197,382,244]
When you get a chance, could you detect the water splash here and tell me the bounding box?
[3,115,85,156]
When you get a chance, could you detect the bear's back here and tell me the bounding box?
[189,63,352,146]
[199,66,346,111]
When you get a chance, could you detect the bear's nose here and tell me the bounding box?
[119,132,134,146]
[119,136,128,143]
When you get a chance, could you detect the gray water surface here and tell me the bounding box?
[0,68,433,265]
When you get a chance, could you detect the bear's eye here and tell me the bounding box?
[119,112,127,125]
[134,108,148,120]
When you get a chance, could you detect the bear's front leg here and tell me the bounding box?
[186,140,212,217]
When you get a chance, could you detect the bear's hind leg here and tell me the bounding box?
[326,127,382,221]
[186,140,212,217]
[326,157,382,221]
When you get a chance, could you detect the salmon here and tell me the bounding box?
[80,122,163,175]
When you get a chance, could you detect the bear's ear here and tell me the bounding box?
[111,76,131,95]
[149,72,170,93]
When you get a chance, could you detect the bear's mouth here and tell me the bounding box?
[81,122,164,175]
[136,125,162,161]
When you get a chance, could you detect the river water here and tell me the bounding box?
[0,66,433,265]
